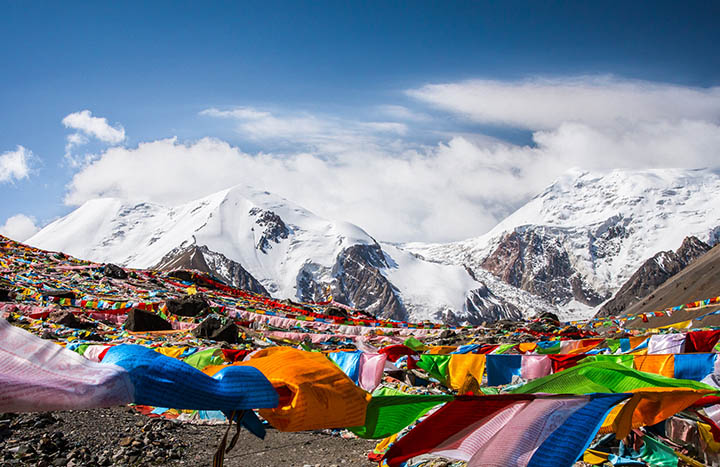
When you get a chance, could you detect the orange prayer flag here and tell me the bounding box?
[517,342,537,353]
[239,347,371,431]
[427,346,458,355]
[600,387,711,439]
[632,355,674,377]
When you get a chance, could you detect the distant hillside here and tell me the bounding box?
[596,236,711,318]
[623,244,720,328]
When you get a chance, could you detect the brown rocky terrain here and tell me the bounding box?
[620,243,720,328]
[155,245,270,296]
[597,236,712,318]
[0,408,377,467]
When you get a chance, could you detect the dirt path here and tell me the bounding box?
[1,407,378,466]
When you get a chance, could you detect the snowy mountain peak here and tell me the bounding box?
[28,168,718,323]
[29,185,530,324]
[405,167,720,319]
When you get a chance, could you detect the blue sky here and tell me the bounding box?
[2,1,720,243]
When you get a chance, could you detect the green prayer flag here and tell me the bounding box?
[579,354,635,368]
[349,394,452,439]
[416,354,451,383]
[183,348,225,369]
[512,361,716,394]
[638,436,678,467]
[404,336,426,351]
[536,341,561,354]
[492,343,516,354]
[605,339,621,353]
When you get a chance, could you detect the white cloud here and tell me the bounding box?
[408,76,720,129]
[200,107,272,120]
[201,106,407,151]
[64,116,720,243]
[0,146,32,183]
[62,77,720,243]
[376,105,431,122]
[62,110,126,144]
[63,136,514,241]
[62,110,126,168]
[0,214,39,241]
[358,121,408,135]
[66,132,89,146]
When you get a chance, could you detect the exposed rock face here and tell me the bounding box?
[481,228,607,307]
[622,243,720,323]
[331,244,407,321]
[295,243,408,321]
[596,236,712,318]
[155,245,269,296]
[249,208,289,253]
[453,283,523,325]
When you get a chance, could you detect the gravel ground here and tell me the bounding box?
[0,407,378,466]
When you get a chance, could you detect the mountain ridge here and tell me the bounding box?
[27,168,720,323]
[403,168,720,318]
[28,185,538,324]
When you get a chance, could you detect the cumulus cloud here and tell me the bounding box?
[0,146,32,183]
[408,76,720,129]
[0,214,39,241]
[62,77,720,243]
[62,110,126,166]
[62,110,126,144]
[63,137,513,241]
[62,115,720,243]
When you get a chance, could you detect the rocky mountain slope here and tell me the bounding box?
[405,168,720,319]
[27,186,544,324]
[154,244,270,296]
[596,236,711,318]
[622,243,720,320]
[27,169,720,323]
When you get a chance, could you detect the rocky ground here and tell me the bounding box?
[0,407,378,466]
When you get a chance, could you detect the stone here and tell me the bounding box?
[102,263,128,280]
[167,269,195,283]
[40,288,76,300]
[0,288,15,302]
[123,309,172,332]
[165,293,210,317]
[118,437,133,447]
[48,310,93,329]
[191,315,239,343]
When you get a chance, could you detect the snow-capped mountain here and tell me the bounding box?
[28,186,544,324]
[29,169,718,323]
[404,168,720,319]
